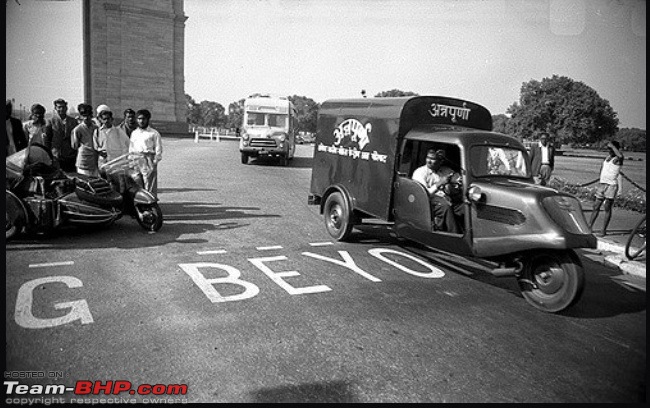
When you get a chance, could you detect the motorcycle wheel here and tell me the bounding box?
[135,203,163,232]
[6,191,27,241]
[517,249,585,313]
[6,211,21,240]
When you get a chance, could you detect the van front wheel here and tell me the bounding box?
[517,250,584,313]
[323,192,354,241]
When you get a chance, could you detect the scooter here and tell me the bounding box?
[6,144,122,240]
[98,153,163,232]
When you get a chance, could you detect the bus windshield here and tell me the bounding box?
[246,112,288,128]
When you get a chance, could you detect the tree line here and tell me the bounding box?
[186,77,645,151]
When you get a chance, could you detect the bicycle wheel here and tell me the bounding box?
[625,215,646,260]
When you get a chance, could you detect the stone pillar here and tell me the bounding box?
[83,0,188,135]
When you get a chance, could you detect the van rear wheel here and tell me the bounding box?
[323,192,354,241]
[517,250,584,313]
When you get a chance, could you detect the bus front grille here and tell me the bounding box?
[250,139,277,148]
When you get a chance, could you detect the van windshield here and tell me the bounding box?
[470,145,530,178]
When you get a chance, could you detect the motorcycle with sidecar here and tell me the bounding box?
[6,144,122,240]
[308,96,597,313]
[98,153,163,232]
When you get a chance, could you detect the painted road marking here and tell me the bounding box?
[197,250,228,255]
[308,242,334,247]
[256,245,284,251]
[182,247,446,304]
[29,261,75,268]
[15,276,94,329]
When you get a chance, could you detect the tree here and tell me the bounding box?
[199,100,226,127]
[375,89,419,97]
[492,114,513,136]
[288,95,319,133]
[226,99,245,130]
[185,94,202,125]
[616,128,646,152]
[506,75,619,145]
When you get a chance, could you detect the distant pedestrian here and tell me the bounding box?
[118,108,138,138]
[529,132,555,186]
[129,109,163,196]
[23,103,48,146]
[72,103,100,177]
[94,107,130,167]
[45,98,79,172]
[6,99,28,156]
[589,141,624,237]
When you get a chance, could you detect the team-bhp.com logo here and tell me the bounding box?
[5,380,188,404]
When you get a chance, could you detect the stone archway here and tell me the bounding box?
[83,0,188,135]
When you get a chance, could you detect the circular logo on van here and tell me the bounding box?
[333,119,372,150]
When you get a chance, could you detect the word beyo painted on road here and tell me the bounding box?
[179,248,445,303]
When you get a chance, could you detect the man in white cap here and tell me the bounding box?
[95,104,111,127]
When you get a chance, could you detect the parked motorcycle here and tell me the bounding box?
[6,144,122,240]
[99,153,163,232]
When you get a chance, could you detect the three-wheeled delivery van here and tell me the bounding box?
[308,96,597,313]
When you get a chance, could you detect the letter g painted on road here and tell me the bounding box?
[15,276,94,329]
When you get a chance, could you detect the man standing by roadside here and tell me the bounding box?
[118,108,138,137]
[6,99,28,156]
[45,98,78,172]
[129,109,163,197]
[72,103,100,177]
[94,107,130,167]
[529,132,555,186]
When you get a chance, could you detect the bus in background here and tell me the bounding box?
[239,94,297,166]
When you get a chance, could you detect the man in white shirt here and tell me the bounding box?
[129,109,163,197]
[94,108,130,166]
[412,148,462,233]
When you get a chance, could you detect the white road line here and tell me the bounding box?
[256,245,284,251]
[308,242,334,247]
[197,250,228,255]
[28,261,74,268]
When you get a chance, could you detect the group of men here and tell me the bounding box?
[6,99,162,196]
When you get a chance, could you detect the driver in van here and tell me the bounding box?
[412,148,463,233]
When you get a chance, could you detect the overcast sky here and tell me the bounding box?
[5,0,647,129]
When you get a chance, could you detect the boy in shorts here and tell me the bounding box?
[589,141,624,237]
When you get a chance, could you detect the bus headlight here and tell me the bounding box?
[241,132,250,141]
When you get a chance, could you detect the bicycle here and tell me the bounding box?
[625,214,646,261]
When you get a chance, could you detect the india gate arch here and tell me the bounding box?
[82,0,188,135]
